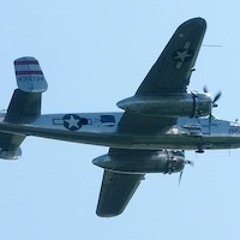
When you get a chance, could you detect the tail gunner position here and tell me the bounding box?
[0,18,239,217]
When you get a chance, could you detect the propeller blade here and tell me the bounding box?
[185,160,194,166]
[213,91,222,104]
[178,160,194,186]
[178,171,183,186]
[203,86,221,106]
[203,86,222,133]
[203,85,209,93]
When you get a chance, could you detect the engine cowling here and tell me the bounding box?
[117,92,212,118]
[92,149,185,174]
[0,147,22,160]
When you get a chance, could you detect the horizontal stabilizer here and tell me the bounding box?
[14,57,48,93]
[0,133,24,160]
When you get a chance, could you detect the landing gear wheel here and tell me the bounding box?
[195,149,204,154]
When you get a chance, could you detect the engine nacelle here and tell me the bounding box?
[0,147,22,160]
[117,92,212,118]
[92,149,185,174]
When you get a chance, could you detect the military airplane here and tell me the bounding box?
[0,17,239,217]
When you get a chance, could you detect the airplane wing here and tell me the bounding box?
[136,17,206,95]
[117,112,176,135]
[117,18,206,134]
[0,57,47,159]
[96,18,207,217]
[96,169,144,217]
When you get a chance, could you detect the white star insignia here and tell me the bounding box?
[64,115,80,129]
[173,41,193,69]
[174,49,192,62]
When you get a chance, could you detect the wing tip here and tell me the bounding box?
[96,208,123,218]
[181,17,207,29]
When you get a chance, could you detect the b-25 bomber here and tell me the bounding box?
[0,17,239,217]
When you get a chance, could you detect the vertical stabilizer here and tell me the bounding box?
[5,57,48,123]
[0,57,48,159]
[14,57,48,93]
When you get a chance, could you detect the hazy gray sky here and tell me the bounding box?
[0,1,240,240]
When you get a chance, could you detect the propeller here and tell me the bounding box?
[203,86,222,134]
[178,171,184,186]
[178,160,194,186]
[212,91,222,108]
[203,86,222,107]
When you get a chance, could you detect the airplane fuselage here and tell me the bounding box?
[0,112,240,152]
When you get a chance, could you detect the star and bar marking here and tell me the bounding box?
[173,42,194,69]
[53,114,89,131]
[53,114,116,131]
